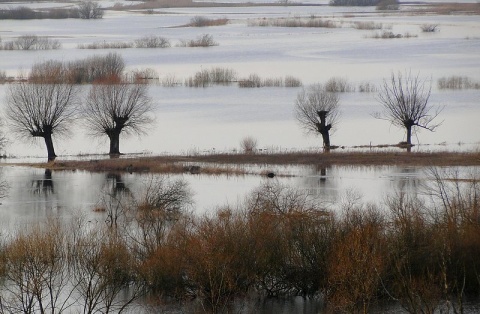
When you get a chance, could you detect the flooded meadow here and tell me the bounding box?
[0,0,480,312]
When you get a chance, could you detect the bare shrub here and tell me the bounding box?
[70,226,142,313]
[0,35,61,50]
[186,16,229,27]
[0,70,6,83]
[161,74,180,87]
[134,35,171,48]
[358,81,377,92]
[239,74,302,88]
[369,31,417,39]
[77,1,103,19]
[285,75,302,87]
[2,222,72,313]
[178,34,218,47]
[324,76,355,92]
[125,68,159,83]
[66,52,126,83]
[421,24,438,32]
[185,67,236,87]
[238,73,262,88]
[209,67,237,84]
[438,75,480,90]
[327,206,387,313]
[77,41,133,49]
[353,21,383,30]
[185,68,211,87]
[0,6,80,19]
[376,0,399,10]
[248,17,338,28]
[240,136,258,153]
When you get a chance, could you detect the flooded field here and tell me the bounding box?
[0,0,479,312]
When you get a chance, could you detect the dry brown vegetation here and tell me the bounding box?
[416,3,480,15]
[1,173,480,312]
[14,151,480,176]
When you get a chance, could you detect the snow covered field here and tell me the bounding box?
[0,0,479,158]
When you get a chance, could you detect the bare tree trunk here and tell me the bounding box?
[406,125,412,146]
[108,130,121,155]
[317,111,332,152]
[44,133,56,161]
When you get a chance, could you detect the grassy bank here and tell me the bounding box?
[11,151,480,175]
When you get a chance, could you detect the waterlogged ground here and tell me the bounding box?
[0,1,479,312]
[0,0,479,157]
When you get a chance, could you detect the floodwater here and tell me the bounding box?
[0,1,479,312]
[0,0,479,157]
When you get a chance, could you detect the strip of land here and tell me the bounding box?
[9,151,480,175]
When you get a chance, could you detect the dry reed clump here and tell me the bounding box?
[0,34,61,50]
[417,3,480,15]
[185,67,237,87]
[238,74,302,88]
[352,21,383,30]
[77,41,133,49]
[438,75,480,90]
[0,6,81,19]
[183,15,229,27]
[368,31,418,39]
[421,24,438,32]
[248,16,339,28]
[176,34,218,47]
[358,81,377,92]
[1,174,480,312]
[77,35,171,49]
[240,136,258,153]
[324,76,355,92]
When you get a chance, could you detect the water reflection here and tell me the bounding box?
[31,169,54,195]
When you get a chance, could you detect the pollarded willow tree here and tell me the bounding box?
[84,82,153,155]
[6,82,79,161]
[295,84,340,151]
[375,71,442,146]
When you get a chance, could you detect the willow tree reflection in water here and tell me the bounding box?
[0,165,480,313]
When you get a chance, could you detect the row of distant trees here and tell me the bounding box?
[0,1,103,20]
[295,71,442,151]
[3,53,441,160]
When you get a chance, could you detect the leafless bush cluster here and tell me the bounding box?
[421,24,439,32]
[358,81,378,92]
[0,35,61,50]
[185,15,229,27]
[369,31,417,39]
[0,70,7,83]
[238,74,302,88]
[134,35,171,48]
[77,41,133,49]
[324,76,355,92]
[77,1,103,19]
[2,173,480,312]
[240,136,258,153]
[438,75,480,90]
[0,6,80,19]
[124,68,160,83]
[353,21,384,30]
[176,34,218,47]
[248,16,339,28]
[78,35,171,50]
[376,0,399,10]
[185,67,237,87]
[29,53,125,84]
